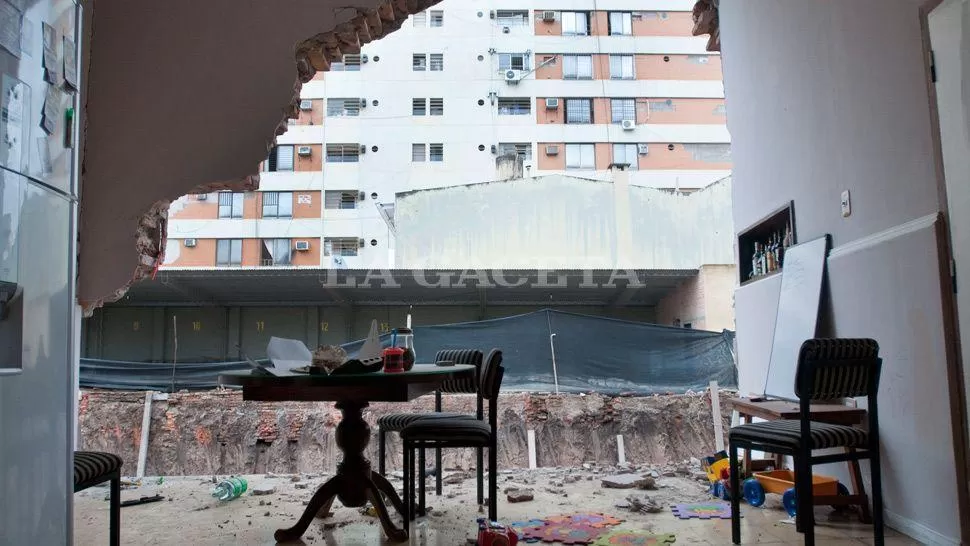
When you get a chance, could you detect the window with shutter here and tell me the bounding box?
[609,12,633,35]
[496,97,531,115]
[611,99,636,123]
[565,99,592,124]
[325,191,358,209]
[609,55,635,79]
[412,143,426,162]
[218,192,243,218]
[412,98,427,116]
[565,144,595,169]
[429,143,444,162]
[324,237,359,257]
[429,10,443,26]
[429,98,444,116]
[413,54,427,71]
[216,239,243,267]
[262,192,293,218]
[326,144,361,163]
[429,54,444,71]
[275,145,294,171]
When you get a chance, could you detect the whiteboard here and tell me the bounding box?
[763,235,831,400]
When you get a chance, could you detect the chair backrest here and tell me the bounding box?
[794,338,882,401]
[435,349,483,393]
[480,349,504,400]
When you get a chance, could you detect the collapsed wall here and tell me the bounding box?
[78,390,732,476]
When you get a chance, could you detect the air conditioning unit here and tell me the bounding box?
[545,98,559,109]
[294,240,310,251]
[359,145,367,154]
[504,70,520,84]
[358,191,366,200]
[637,143,650,155]
[184,238,197,248]
[359,99,367,108]
[298,146,312,156]
[502,26,510,33]
[545,145,559,156]
[195,193,208,201]
[542,10,556,21]
[358,238,366,248]
[490,144,497,154]
[621,119,636,131]
[299,100,312,110]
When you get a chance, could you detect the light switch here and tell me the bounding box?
[841,190,851,217]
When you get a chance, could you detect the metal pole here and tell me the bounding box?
[549,333,559,394]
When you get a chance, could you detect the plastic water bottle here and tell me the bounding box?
[211,477,247,501]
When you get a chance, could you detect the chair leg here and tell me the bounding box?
[418,448,426,517]
[488,442,498,522]
[729,443,741,544]
[378,428,386,476]
[435,447,442,496]
[476,446,484,506]
[109,476,121,546]
[871,446,884,546]
[795,452,815,546]
[402,444,410,524]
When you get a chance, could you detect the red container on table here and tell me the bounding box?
[382,347,405,373]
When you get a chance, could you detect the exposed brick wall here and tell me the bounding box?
[78,390,730,476]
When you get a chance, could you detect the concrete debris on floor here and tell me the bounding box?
[74,464,919,545]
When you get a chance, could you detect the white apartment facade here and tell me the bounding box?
[163,0,730,271]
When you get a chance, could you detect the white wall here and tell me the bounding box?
[394,174,733,269]
[722,0,965,542]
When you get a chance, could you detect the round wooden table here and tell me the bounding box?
[219,364,476,543]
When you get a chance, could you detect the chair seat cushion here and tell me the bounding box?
[730,420,868,450]
[378,412,474,431]
[75,451,123,487]
[401,417,492,445]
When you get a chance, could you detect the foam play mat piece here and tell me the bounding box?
[522,521,607,544]
[510,519,546,543]
[670,502,736,520]
[591,530,677,545]
[543,513,624,528]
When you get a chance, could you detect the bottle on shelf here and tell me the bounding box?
[765,236,777,273]
[752,243,763,278]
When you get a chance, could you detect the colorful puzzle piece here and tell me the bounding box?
[510,519,546,543]
[670,502,736,520]
[591,530,677,545]
[522,522,606,544]
[544,513,624,529]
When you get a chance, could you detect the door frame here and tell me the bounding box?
[920,0,970,542]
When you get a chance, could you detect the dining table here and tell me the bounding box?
[219,363,477,542]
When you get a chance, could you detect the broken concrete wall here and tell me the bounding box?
[78,390,732,476]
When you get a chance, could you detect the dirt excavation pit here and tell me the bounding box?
[78,390,733,476]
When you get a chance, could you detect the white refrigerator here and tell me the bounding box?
[0,0,82,543]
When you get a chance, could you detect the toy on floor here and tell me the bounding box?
[591,530,677,545]
[670,501,735,520]
[701,451,734,500]
[740,469,850,517]
[478,518,519,546]
[544,513,624,529]
[522,521,606,544]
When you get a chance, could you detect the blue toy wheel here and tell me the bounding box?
[782,488,798,517]
[742,478,766,507]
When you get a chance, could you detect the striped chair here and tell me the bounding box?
[75,451,123,546]
[728,339,884,546]
[402,349,504,523]
[377,349,485,502]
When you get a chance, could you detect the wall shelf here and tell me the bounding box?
[737,201,795,284]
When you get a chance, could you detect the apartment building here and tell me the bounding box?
[163,0,729,271]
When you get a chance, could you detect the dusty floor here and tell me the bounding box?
[74,465,919,545]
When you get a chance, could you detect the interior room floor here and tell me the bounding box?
[74,469,919,545]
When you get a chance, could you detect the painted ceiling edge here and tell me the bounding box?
[691,0,721,52]
[77,0,443,317]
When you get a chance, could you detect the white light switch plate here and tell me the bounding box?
[841,190,851,217]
